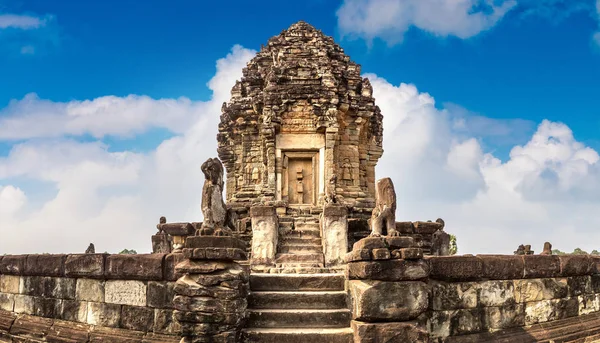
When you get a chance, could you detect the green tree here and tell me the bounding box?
[119,249,137,254]
[572,248,588,255]
[591,250,600,255]
[449,234,458,255]
[552,249,566,255]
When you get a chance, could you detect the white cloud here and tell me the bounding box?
[371,76,600,255]
[594,0,600,46]
[0,13,47,30]
[337,0,517,44]
[0,45,256,254]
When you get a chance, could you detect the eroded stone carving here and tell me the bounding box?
[370,178,398,237]
[198,158,232,237]
[325,174,338,204]
[541,242,552,255]
[85,243,95,254]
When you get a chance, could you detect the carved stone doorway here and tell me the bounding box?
[283,151,319,205]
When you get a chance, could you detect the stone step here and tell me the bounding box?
[279,237,322,245]
[247,309,352,328]
[242,328,353,343]
[275,253,324,265]
[283,229,321,239]
[268,267,328,274]
[279,244,322,254]
[250,273,345,291]
[248,291,348,309]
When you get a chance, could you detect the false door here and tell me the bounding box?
[283,152,318,205]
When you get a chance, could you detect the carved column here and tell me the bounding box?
[173,236,249,343]
[249,206,278,268]
[321,204,348,266]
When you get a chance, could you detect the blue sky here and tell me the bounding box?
[1,0,600,254]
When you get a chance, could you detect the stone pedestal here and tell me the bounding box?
[322,204,348,266]
[152,234,171,254]
[249,206,278,267]
[173,236,249,343]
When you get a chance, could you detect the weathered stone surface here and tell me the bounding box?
[20,276,76,299]
[483,304,525,330]
[183,247,247,261]
[198,157,231,236]
[559,254,594,276]
[428,256,483,281]
[353,237,387,251]
[120,305,154,332]
[413,221,443,235]
[0,255,27,275]
[152,234,172,254]
[579,294,600,315]
[345,249,371,262]
[428,308,484,338]
[47,319,90,343]
[60,299,88,323]
[164,253,185,282]
[371,178,397,237]
[0,293,14,312]
[175,260,230,274]
[88,325,144,343]
[64,254,105,278]
[13,295,34,314]
[399,248,423,260]
[348,259,430,281]
[153,309,179,335]
[350,280,428,321]
[395,222,414,234]
[0,309,16,332]
[87,302,121,327]
[105,254,165,280]
[385,237,417,249]
[513,278,568,303]
[431,282,478,310]
[9,314,53,338]
[568,275,593,296]
[372,248,391,260]
[322,204,348,266]
[478,255,524,280]
[351,320,429,343]
[184,236,247,250]
[524,298,578,325]
[523,255,560,278]
[76,278,105,302]
[25,254,66,276]
[34,297,62,318]
[147,281,174,309]
[250,207,278,266]
[172,296,247,313]
[159,222,195,236]
[105,280,147,306]
[0,275,20,294]
[431,230,450,256]
[479,280,515,307]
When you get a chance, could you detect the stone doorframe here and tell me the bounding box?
[275,133,326,205]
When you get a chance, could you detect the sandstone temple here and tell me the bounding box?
[2,21,600,343]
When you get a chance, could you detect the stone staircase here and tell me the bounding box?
[242,273,353,343]
[273,214,326,273]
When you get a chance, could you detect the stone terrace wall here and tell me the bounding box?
[0,253,185,342]
[345,237,600,343]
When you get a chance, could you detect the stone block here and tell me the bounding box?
[33,297,62,318]
[351,320,429,343]
[64,254,106,278]
[385,236,417,249]
[13,294,34,314]
[89,326,144,342]
[428,256,483,281]
[483,304,525,330]
[250,205,276,217]
[322,206,348,266]
[47,320,90,343]
[105,254,165,280]
[348,259,430,281]
[372,248,390,260]
[590,255,600,274]
[567,275,593,296]
[349,280,429,321]
[0,275,21,294]
[164,253,185,281]
[0,255,27,275]
[479,280,515,307]
[184,236,247,250]
[105,280,147,306]
[592,274,600,293]
[513,278,568,303]
[147,281,174,309]
[345,249,371,262]
[159,222,195,236]
[20,276,75,299]
[76,278,105,302]
[87,302,121,328]
[183,247,247,261]
[523,255,560,278]
[399,248,423,260]
[395,222,414,234]
[0,293,14,312]
[120,305,154,332]
[578,294,600,315]
[478,254,524,280]
[60,300,88,323]
[9,314,53,339]
[559,254,594,276]
[172,295,246,313]
[352,237,387,251]
[413,221,443,234]
[25,254,66,276]
[524,299,556,325]
[153,309,179,335]
[250,212,278,266]
[428,308,484,338]
[152,234,172,254]
[431,281,478,310]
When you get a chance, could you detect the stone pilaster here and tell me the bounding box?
[321,204,348,267]
[173,236,249,343]
[249,206,278,268]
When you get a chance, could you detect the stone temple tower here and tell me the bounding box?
[217,21,384,214]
